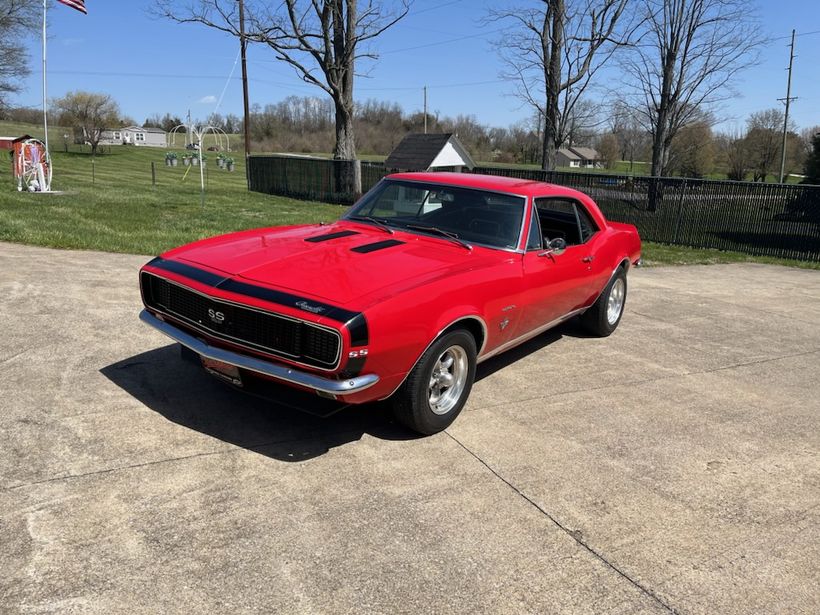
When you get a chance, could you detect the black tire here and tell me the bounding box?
[391,329,477,435]
[581,266,628,337]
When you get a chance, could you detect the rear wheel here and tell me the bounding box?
[581,267,627,337]
[392,330,477,435]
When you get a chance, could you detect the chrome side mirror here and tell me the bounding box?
[538,237,567,258]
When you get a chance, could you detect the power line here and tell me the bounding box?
[380,27,508,54]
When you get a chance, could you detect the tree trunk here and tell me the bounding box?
[540,0,564,171]
[333,97,360,197]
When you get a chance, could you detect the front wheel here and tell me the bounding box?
[581,267,627,337]
[391,330,477,435]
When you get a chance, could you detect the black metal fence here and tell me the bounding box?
[248,155,820,261]
[472,166,820,262]
[248,155,388,204]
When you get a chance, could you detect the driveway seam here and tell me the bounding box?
[0,428,366,494]
[444,430,678,614]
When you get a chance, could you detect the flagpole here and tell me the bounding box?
[42,0,49,157]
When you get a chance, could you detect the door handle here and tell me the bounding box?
[581,255,595,263]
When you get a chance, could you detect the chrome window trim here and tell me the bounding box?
[141,271,343,372]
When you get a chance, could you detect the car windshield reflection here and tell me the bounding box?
[345,179,526,250]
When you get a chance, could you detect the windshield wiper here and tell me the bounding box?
[404,224,472,251]
[348,215,394,234]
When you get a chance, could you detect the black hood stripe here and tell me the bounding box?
[305,230,360,243]
[145,257,364,325]
[351,239,405,253]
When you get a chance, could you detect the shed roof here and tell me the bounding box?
[385,133,475,171]
[569,146,600,160]
[557,148,581,161]
[122,126,167,134]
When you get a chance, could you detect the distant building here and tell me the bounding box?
[385,133,475,172]
[96,126,168,148]
[556,146,601,169]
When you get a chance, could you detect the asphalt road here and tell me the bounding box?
[1,242,818,614]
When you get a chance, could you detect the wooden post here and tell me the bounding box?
[91,158,95,184]
[151,161,156,187]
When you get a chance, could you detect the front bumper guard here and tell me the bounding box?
[139,309,379,396]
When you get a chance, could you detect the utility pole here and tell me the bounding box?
[239,0,252,188]
[778,29,797,183]
[423,86,428,134]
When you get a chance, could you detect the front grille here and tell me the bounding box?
[141,272,340,369]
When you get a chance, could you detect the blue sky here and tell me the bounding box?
[16,0,820,133]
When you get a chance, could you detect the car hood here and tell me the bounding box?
[166,222,498,308]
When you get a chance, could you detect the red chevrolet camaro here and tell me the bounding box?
[139,172,641,434]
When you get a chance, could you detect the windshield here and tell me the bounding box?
[344,179,526,250]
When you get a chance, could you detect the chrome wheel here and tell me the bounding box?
[428,345,469,415]
[607,277,625,325]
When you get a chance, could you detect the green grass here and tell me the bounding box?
[0,120,816,269]
[0,123,343,255]
[640,242,820,269]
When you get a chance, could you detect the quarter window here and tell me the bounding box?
[534,198,599,246]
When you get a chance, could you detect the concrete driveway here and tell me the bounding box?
[1,241,818,614]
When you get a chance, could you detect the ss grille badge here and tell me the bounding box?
[208,308,226,324]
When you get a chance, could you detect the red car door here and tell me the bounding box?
[517,198,602,335]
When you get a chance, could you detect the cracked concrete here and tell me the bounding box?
[1,242,818,614]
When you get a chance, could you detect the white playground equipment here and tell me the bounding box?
[169,123,231,152]
[14,138,52,192]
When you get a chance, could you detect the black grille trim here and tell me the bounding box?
[141,272,342,371]
[146,257,360,323]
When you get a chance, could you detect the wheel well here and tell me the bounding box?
[442,317,485,354]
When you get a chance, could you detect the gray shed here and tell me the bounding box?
[385,133,475,172]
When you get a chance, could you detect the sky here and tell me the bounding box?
[14,0,820,134]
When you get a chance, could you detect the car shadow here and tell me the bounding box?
[102,320,590,462]
[100,344,419,463]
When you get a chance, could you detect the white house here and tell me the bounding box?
[556,146,601,169]
[98,126,167,148]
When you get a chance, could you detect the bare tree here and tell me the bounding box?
[489,0,633,170]
[53,91,121,156]
[715,129,750,181]
[0,0,41,108]
[154,0,409,192]
[623,0,762,178]
[610,100,649,173]
[745,108,786,182]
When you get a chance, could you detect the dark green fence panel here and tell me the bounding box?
[472,166,820,262]
[248,155,820,261]
[248,155,390,205]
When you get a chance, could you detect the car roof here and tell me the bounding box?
[385,172,587,199]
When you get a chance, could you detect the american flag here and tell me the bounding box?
[57,0,87,14]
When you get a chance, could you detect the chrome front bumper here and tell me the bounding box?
[139,309,379,396]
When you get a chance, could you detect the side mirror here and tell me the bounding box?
[538,237,567,258]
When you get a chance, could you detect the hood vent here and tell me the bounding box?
[351,239,405,253]
[305,230,360,243]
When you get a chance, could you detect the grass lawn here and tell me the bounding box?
[0,122,343,255]
[0,120,816,269]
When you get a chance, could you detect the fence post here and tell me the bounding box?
[91,158,95,184]
[673,179,687,244]
[151,161,156,187]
